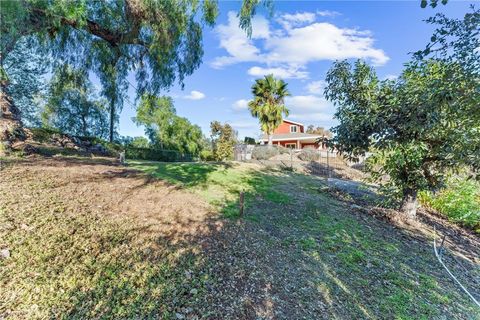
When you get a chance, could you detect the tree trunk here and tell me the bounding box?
[109,96,115,143]
[400,188,418,218]
[268,134,273,146]
[0,84,25,155]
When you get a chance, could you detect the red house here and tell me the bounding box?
[259,119,326,149]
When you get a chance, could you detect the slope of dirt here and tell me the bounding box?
[1,155,479,319]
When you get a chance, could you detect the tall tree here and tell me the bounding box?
[134,94,204,155]
[42,65,109,139]
[0,0,269,152]
[210,121,237,161]
[248,74,290,145]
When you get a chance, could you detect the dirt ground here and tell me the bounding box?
[1,155,479,319]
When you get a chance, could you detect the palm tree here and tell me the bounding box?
[248,74,290,146]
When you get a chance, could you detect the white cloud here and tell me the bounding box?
[316,10,340,17]
[211,12,269,69]
[232,99,249,111]
[277,12,316,29]
[286,95,331,111]
[184,90,206,100]
[285,94,336,125]
[211,11,389,71]
[248,66,309,79]
[306,80,326,95]
[265,23,389,66]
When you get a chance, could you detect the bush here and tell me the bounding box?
[419,176,480,232]
[252,146,279,160]
[200,149,215,161]
[29,127,62,142]
[126,147,193,162]
[298,149,320,161]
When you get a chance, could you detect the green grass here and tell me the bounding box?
[2,158,479,319]
[128,160,291,217]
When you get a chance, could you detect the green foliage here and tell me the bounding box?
[135,95,204,156]
[419,176,480,232]
[420,0,448,9]
[42,65,109,139]
[124,136,150,149]
[244,136,256,145]
[1,37,48,126]
[210,121,236,161]
[325,56,479,211]
[125,147,193,162]
[199,149,215,161]
[29,127,62,143]
[248,74,290,144]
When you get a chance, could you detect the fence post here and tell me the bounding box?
[327,150,330,179]
[239,191,245,217]
[290,148,293,170]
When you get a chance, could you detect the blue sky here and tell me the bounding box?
[118,1,475,140]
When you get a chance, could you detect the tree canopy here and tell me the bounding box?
[210,121,237,161]
[134,94,204,155]
[0,0,270,150]
[42,65,109,139]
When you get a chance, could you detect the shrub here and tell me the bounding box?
[252,146,279,160]
[298,149,320,161]
[29,127,62,142]
[125,147,193,162]
[200,149,215,161]
[419,176,480,232]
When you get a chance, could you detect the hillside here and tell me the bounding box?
[1,155,479,319]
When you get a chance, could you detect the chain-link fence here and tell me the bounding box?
[234,145,365,180]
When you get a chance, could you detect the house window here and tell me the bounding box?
[285,143,296,149]
[290,125,297,133]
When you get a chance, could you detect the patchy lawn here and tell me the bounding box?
[1,156,479,319]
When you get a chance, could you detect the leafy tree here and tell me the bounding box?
[134,95,204,155]
[306,125,332,138]
[0,0,268,150]
[210,121,237,161]
[244,136,256,145]
[42,65,109,138]
[325,58,479,217]
[1,37,48,126]
[248,74,290,145]
[127,136,150,149]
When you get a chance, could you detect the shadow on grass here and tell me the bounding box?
[2,157,479,319]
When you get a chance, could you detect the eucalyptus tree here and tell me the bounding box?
[248,74,290,146]
[0,0,269,151]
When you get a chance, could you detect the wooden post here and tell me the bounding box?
[239,191,245,217]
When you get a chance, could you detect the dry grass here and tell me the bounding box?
[1,155,479,319]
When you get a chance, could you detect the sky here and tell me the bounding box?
[117,1,475,140]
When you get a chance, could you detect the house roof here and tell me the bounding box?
[259,132,323,142]
[282,119,304,126]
